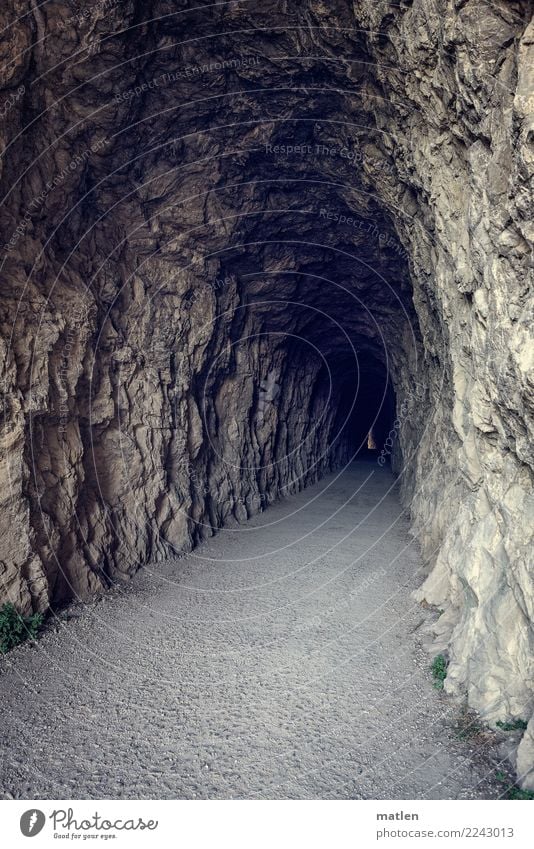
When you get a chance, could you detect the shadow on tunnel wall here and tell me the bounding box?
[330,363,396,464]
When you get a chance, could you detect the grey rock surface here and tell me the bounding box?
[0,0,532,788]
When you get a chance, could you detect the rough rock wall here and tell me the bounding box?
[0,0,532,783]
[0,0,412,615]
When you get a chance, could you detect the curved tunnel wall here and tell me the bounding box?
[0,0,533,778]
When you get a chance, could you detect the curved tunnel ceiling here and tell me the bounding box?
[4,0,421,384]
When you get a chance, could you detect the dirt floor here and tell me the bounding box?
[0,462,506,799]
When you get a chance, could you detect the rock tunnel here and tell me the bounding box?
[0,0,533,788]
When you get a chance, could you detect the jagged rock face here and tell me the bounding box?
[0,0,533,782]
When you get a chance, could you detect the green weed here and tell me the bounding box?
[496,719,528,732]
[431,654,448,689]
[495,771,534,800]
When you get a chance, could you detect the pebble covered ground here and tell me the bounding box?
[0,462,505,799]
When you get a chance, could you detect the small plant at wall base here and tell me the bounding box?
[453,708,487,741]
[0,603,43,654]
[431,654,448,689]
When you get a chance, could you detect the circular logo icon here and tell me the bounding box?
[20,810,46,837]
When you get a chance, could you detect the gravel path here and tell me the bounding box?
[0,461,502,799]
